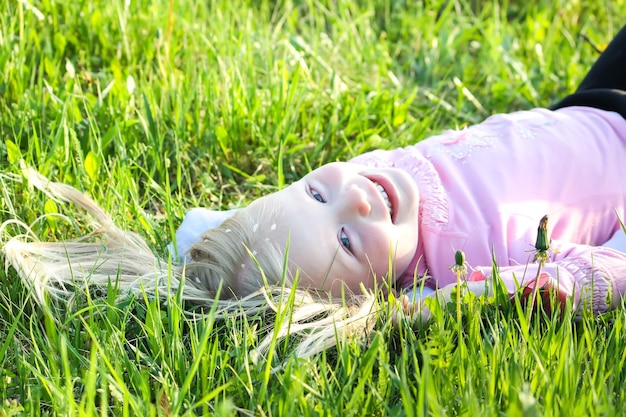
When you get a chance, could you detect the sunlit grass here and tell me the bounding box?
[1,0,626,415]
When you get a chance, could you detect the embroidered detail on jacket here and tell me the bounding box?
[425,125,501,162]
[423,112,558,162]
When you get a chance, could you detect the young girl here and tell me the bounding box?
[4,26,626,356]
[174,24,626,319]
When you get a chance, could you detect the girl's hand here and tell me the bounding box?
[393,281,490,328]
[392,285,452,327]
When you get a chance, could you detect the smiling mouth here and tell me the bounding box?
[372,180,393,219]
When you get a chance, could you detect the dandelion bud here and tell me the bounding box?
[535,215,550,251]
[450,250,467,278]
[454,250,466,267]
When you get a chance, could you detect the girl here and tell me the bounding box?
[174,24,626,319]
[4,26,626,356]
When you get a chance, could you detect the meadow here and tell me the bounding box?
[1,0,626,415]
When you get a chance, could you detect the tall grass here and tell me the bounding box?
[1,0,625,415]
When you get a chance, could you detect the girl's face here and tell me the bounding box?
[249,162,420,296]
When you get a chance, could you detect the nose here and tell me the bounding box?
[340,185,371,217]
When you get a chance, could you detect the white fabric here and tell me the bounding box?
[169,208,239,262]
[602,228,626,253]
[404,285,436,304]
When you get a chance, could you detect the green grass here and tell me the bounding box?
[1,0,626,415]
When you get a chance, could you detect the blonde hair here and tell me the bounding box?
[1,169,379,359]
[185,202,291,298]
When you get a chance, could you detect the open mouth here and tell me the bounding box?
[372,180,394,220]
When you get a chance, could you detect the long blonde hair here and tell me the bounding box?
[1,169,379,359]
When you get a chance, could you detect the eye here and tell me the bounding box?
[310,187,325,203]
[339,228,351,252]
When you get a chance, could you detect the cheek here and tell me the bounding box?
[364,226,417,277]
[365,226,417,260]
[396,227,419,259]
[394,220,419,263]
[332,269,377,296]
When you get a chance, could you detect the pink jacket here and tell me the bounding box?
[351,106,626,315]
